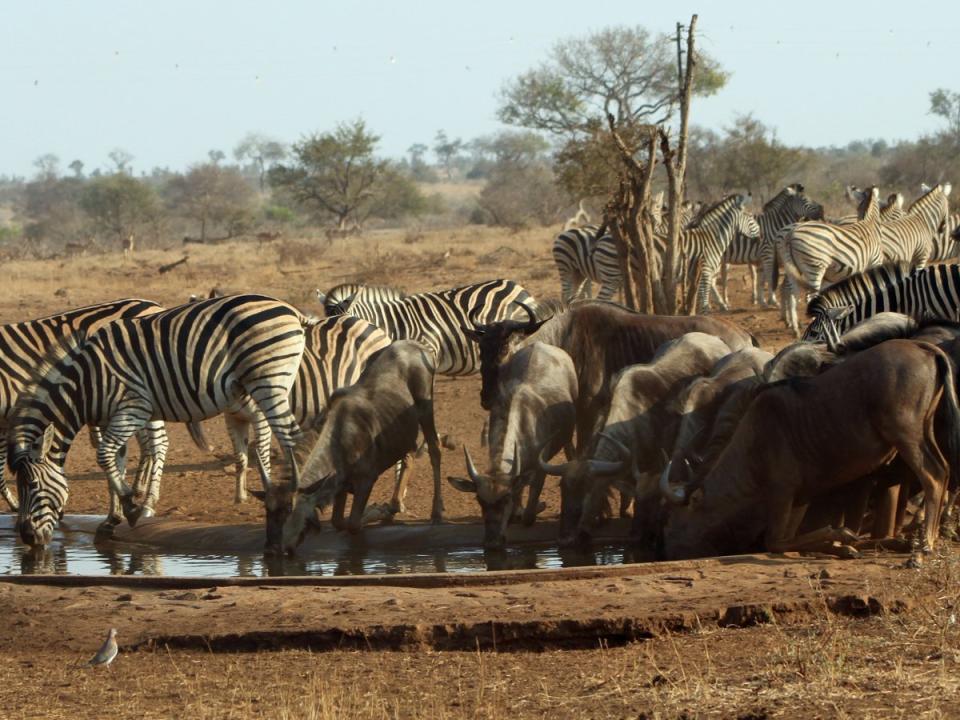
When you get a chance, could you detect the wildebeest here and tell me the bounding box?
[447,342,577,549]
[537,332,732,546]
[260,340,443,554]
[466,300,757,443]
[661,340,960,566]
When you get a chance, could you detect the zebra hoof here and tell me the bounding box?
[140,506,156,519]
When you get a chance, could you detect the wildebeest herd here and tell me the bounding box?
[3,180,960,571]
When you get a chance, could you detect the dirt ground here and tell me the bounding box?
[4,226,951,719]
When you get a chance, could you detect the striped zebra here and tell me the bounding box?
[762,187,906,308]
[0,299,165,513]
[676,193,761,313]
[330,279,537,376]
[778,186,883,335]
[801,264,960,343]
[316,283,405,317]
[551,225,621,302]
[720,184,824,307]
[879,183,952,271]
[219,315,391,504]
[8,294,309,549]
[926,183,960,262]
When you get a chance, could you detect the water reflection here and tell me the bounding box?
[0,515,635,579]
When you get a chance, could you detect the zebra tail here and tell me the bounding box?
[777,236,803,289]
[771,241,781,292]
[186,421,215,454]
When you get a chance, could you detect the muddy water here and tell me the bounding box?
[0,516,643,577]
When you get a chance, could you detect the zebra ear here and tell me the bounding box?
[31,424,55,462]
[921,182,932,194]
[944,183,953,197]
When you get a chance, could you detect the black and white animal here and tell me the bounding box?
[8,294,309,548]
[326,279,538,376]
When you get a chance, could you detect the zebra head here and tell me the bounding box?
[784,184,824,221]
[801,303,855,344]
[8,424,67,549]
[735,195,761,240]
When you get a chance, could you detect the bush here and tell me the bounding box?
[264,204,296,223]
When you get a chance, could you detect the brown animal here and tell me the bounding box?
[537,332,732,547]
[448,342,577,549]
[122,234,135,259]
[256,230,282,248]
[661,340,960,566]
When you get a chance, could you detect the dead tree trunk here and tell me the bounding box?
[661,15,698,315]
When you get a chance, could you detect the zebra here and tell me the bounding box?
[801,264,960,343]
[333,279,537,376]
[778,186,883,335]
[316,283,405,317]
[0,299,166,514]
[8,294,309,549]
[216,315,392,504]
[762,187,906,308]
[879,183,952,271]
[719,184,824,307]
[675,193,761,313]
[551,225,621,302]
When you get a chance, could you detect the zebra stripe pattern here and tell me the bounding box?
[0,299,163,512]
[223,315,391,503]
[317,283,405,317]
[679,194,761,313]
[334,279,537,376]
[929,209,960,263]
[879,183,952,271]
[721,184,824,306]
[802,264,960,342]
[551,226,621,302]
[778,186,883,334]
[8,294,308,548]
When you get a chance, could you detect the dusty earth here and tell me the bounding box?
[2,227,955,718]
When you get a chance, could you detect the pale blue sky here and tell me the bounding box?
[2,0,958,177]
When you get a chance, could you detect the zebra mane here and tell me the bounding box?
[905,182,946,213]
[761,185,802,213]
[688,193,746,227]
[805,265,907,316]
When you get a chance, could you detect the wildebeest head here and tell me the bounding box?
[447,445,522,550]
[462,303,548,410]
[249,479,298,554]
[538,433,633,546]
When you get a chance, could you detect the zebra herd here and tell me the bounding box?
[0,279,538,552]
[554,182,958,331]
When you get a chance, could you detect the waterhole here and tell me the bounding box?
[0,515,643,578]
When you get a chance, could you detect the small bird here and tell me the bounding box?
[84,628,118,668]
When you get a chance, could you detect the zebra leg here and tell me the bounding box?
[247,387,303,490]
[720,262,729,307]
[388,454,411,515]
[96,408,151,528]
[136,421,168,517]
[249,413,274,493]
[0,433,19,512]
[749,264,759,305]
[223,412,253,504]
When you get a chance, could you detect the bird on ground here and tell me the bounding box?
[83,628,118,668]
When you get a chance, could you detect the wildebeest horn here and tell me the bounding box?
[538,443,572,476]
[586,432,628,476]
[315,289,327,305]
[659,461,689,505]
[463,446,484,483]
[514,301,539,329]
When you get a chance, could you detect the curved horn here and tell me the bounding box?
[587,458,625,476]
[514,301,539,329]
[463,446,483,483]
[659,461,689,505]
[315,289,327,305]
[538,443,572,477]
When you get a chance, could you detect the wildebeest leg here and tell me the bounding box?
[765,492,859,557]
[896,437,948,563]
[414,396,445,523]
[619,492,633,518]
[347,476,375,533]
[522,470,547,526]
[872,482,901,539]
[331,490,348,531]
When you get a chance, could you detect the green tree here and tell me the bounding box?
[79,173,158,241]
[269,119,387,230]
[165,164,257,240]
[367,165,427,221]
[234,133,287,191]
[711,115,806,199]
[499,25,727,136]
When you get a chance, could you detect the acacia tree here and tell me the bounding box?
[433,130,464,180]
[79,173,158,243]
[269,120,387,230]
[165,164,256,240]
[930,88,960,145]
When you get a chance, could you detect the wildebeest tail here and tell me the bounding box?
[929,345,960,493]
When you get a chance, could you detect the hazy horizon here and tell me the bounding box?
[3,0,958,178]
